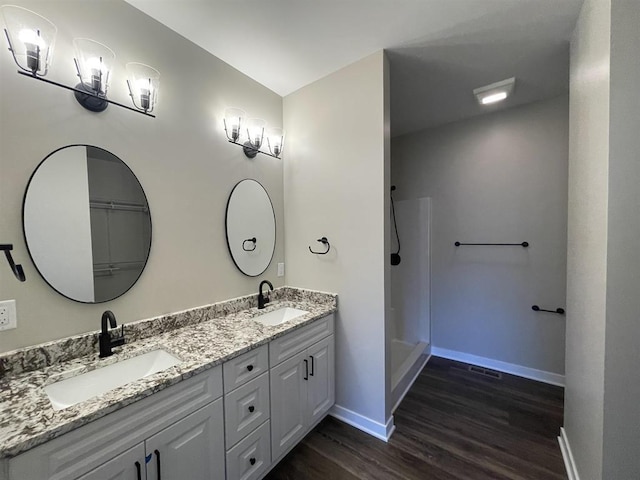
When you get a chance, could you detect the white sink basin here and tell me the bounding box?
[44,349,182,411]
[254,307,309,326]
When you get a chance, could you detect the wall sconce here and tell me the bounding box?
[473,77,516,105]
[126,63,160,114]
[223,107,285,159]
[1,5,160,117]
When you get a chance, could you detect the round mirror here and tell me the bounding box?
[225,179,276,277]
[23,145,152,303]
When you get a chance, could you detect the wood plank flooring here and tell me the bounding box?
[265,356,566,480]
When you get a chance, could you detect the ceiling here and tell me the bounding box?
[125,0,583,136]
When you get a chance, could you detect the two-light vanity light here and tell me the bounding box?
[224,108,285,159]
[1,5,160,117]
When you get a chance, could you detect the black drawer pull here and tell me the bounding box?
[135,461,142,480]
[155,449,162,480]
[309,355,315,376]
[303,359,309,380]
[248,405,255,412]
[246,364,254,372]
[250,457,256,466]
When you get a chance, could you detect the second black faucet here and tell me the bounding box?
[258,280,274,309]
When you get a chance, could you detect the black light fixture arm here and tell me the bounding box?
[226,139,281,159]
[1,244,26,282]
[309,237,330,255]
[15,70,156,117]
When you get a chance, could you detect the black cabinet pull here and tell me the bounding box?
[135,461,142,480]
[246,364,254,372]
[250,457,256,466]
[155,449,162,480]
[309,355,315,376]
[248,405,255,413]
[303,359,309,380]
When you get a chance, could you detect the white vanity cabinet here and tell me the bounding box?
[269,316,335,462]
[8,366,224,480]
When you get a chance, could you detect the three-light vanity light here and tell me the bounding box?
[224,108,285,159]
[1,5,160,117]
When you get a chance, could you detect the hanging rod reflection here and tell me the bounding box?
[455,241,529,247]
[90,200,149,213]
[532,305,565,315]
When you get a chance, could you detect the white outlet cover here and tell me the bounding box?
[0,299,17,331]
[277,263,285,277]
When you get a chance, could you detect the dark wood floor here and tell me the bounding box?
[266,356,566,480]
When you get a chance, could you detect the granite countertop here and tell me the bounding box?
[0,288,337,459]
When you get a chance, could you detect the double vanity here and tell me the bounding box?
[0,287,337,480]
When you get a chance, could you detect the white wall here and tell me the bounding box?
[564,0,610,477]
[392,96,569,377]
[602,1,640,477]
[0,0,283,352]
[23,146,95,302]
[283,51,391,435]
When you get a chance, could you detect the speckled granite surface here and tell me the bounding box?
[0,287,337,459]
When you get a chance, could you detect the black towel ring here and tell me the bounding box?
[309,237,330,255]
[242,237,257,251]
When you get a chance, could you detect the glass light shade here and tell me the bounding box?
[74,39,115,95]
[246,118,266,149]
[224,108,246,142]
[126,62,160,113]
[266,127,285,157]
[1,5,56,76]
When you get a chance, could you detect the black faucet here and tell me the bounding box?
[99,310,125,358]
[258,280,274,309]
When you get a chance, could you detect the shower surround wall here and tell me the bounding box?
[392,96,569,381]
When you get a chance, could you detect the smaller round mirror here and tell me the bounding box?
[225,179,276,277]
[23,145,152,303]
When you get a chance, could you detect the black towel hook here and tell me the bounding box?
[1,244,26,282]
[309,237,330,255]
[242,237,257,251]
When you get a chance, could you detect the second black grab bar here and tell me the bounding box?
[532,305,565,315]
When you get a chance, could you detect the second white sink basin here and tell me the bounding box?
[254,307,309,326]
[44,349,182,411]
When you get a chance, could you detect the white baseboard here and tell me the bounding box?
[430,346,565,387]
[329,405,395,442]
[391,353,431,413]
[558,427,580,480]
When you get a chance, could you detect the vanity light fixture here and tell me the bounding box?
[473,77,516,105]
[223,107,285,159]
[126,62,160,114]
[1,5,159,117]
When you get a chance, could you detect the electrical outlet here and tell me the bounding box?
[0,299,17,331]
[277,263,285,277]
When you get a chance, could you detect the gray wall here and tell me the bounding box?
[565,0,610,476]
[392,96,569,377]
[603,0,640,477]
[283,51,392,436]
[0,0,284,352]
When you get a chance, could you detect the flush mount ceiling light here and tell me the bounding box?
[1,5,160,117]
[224,107,285,159]
[473,77,516,105]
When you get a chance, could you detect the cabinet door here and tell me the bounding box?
[145,398,225,480]
[270,350,307,461]
[76,443,145,480]
[307,335,335,425]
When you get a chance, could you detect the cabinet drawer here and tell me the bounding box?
[224,344,269,393]
[269,314,334,366]
[224,373,270,448]
[225,420,271,480]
